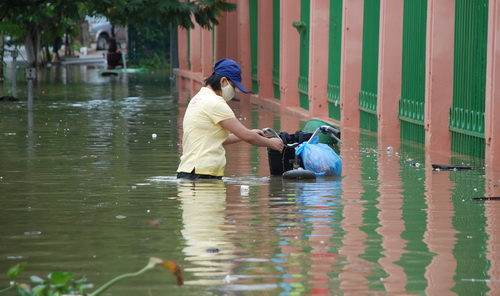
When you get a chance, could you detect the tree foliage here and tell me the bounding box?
[0,0,236,67]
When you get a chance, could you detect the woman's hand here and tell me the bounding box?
[251,129,265,137]
[221,118,284,152]
[268,137,285,152]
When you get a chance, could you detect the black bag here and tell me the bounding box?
[267,131,313,176]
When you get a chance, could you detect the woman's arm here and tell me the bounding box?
[220,118,284,152]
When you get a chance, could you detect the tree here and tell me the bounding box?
[0,0,83,69]
[0,0,236,69]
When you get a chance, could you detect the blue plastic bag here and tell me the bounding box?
[296,137,342,176]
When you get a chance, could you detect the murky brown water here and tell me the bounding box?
[1,64,500,295]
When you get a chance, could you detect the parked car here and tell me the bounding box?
[87,16,127,50]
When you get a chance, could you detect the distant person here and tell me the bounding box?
[52,37,62,63]
[177,58,284,180]
[106,38,123,69]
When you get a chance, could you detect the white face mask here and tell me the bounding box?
[221,84,236,102]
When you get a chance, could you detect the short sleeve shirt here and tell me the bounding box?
[177,87,235,176]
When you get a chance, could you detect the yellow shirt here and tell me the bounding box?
[177,87,235,176]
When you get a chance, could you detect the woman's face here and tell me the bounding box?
[220,77,236,89]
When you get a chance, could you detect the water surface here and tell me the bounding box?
[1,64,499,295]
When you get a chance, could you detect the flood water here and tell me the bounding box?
[1,64,500,295]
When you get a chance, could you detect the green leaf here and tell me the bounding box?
[7,263,26,281]
[17,286,32,296]
[48,271,74,285]
[31,284,47,296]
[30,275,45,283]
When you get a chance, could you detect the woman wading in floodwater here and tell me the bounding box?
[177,59,284,180]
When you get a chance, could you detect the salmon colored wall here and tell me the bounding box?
[309,0,330,119]
[377,0,403,142]
[174,0,500,166]
[340,0,363,130]
[190,25,201,73]
[486,4,500,285]
[485,0,500,171]
[236,0,252,96]
[257,0,274,99]
[425,0,454,158]
[279,0,301,109]
[177,28,188,71]
[201,28,213,77]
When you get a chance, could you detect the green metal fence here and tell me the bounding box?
[272,0,281,99]
[249,0,259,93]
[451,0,488,159]
[298,0,310,110]
[359,0,380,132]
[399,0,427,144]
[327,0,343,121]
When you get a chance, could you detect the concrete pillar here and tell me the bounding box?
[201,28,213,78]
[236,0,252,96]
[215,11,228,59]
[177,28,189,71]
[485,2,500,292]
[340,0,364,129]
[190,25,201,73]
[280,0,301,109]
[424,0,455,156]
[485,0,500,169]
[308,0,330,118]
[377,0,403,142]
[257,0,274,99]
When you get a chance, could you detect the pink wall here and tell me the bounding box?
[425,0,454,158]
[279,0,301,109]
[340,0,363,130]
[308,0,330,119]
[174,0,500,166]
[256,0,274,99]
[377,0,403,142]
[486,0,500,170]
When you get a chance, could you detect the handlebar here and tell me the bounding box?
[307,125,342,144]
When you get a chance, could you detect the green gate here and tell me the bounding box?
[327,0,343,121]
[359,0,380,132]
[272,0,280,99]
[399,0,427,144]
[249,0,259,93]
[451,0,488,159]
[297,0,310,110]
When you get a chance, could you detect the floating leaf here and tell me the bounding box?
[31,284,46,295]
[30,275,45,283]
[49,271,74,285]
[160,261,183,286]
[7,263,26,280]
[147,219,161,226]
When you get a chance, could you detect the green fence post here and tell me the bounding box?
[359,0,380,132]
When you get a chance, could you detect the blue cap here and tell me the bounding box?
[212,58,248,93]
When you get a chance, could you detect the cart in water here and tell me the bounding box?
[262,122,342,179]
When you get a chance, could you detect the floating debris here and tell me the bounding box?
[432,164,483,171]
[472,197,500,201]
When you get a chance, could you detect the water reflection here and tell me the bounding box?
[177,180,235,285]
[274,178,343,295]
[1,65,499,295]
